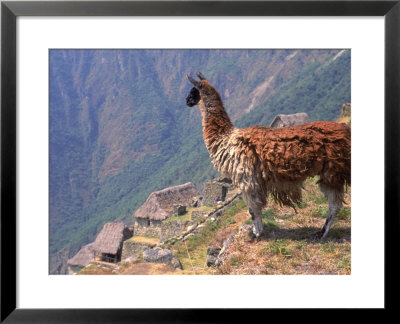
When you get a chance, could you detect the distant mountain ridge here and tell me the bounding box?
[49,49,350,274]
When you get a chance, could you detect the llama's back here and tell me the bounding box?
[236,121,351,187]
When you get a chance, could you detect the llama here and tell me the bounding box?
[186,72,351,239]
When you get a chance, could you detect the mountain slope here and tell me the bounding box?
[237,49,351,127]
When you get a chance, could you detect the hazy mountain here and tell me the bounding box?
[49,49,350,274]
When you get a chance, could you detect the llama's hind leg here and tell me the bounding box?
[319,182,344,239]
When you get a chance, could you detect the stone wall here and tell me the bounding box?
[160,220,190,242]
[133,218,162,237]
[203,178,233,206]
[191,210,209,222]
[121,240,150,260]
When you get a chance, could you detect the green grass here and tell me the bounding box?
[321,242,337,253]
[311,194,328,204]
[164,206,216,224]
[337,255,351,269]
[168,199,247,269]
[259,239,293,258]
[224,199,247,216]
[312,206,328,218]
[295,241,307,250]
[268,239,292,257]
[296,201,308,209]
[214,175,351,275]
[338,207,351,221]
[229,256,245,267]
[128,236,159,244]
[163,212,191,223]
[244,207,282,230]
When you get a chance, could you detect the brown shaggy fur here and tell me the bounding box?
[186,73,351,238]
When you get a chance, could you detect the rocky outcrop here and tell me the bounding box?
[206,246,221,267]
[143,248,182,270]
[206,227,236,267]
[206,225,252,267]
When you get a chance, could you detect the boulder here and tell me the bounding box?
[170,257,183,270]
[206,227,238,267]
[206,247,221,267]
[143,247,182,269]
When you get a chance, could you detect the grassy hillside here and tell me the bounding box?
[49,49,350,274]
[79,176,350,275]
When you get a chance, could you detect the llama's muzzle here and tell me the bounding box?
[186,87,201,107]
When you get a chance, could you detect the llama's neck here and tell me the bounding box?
[199,100,235,154]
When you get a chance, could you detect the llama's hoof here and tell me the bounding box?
[248,230,256,241]
[248,230,262,242]
[252,217,264,238]
[250,230,264,242]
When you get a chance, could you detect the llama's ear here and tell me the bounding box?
[186,74,200,88]
[196,72,206,80]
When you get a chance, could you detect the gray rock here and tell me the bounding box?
[143,248,173,264]
[221,233,235,252]
[143,248,182,269]
[170,257,183,270]
[206,247,221,267]
[183,233,195,241]
[207,247,221,257]
[206,255,218,267]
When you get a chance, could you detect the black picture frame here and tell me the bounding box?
[1,0,398,322]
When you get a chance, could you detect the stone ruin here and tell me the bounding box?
[202,177,235,207]
[132,182,200,237]
[173,205,187,216]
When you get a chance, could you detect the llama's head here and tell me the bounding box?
[186,72,206,107]
[186,87,201,107]
[186,72,221,108]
